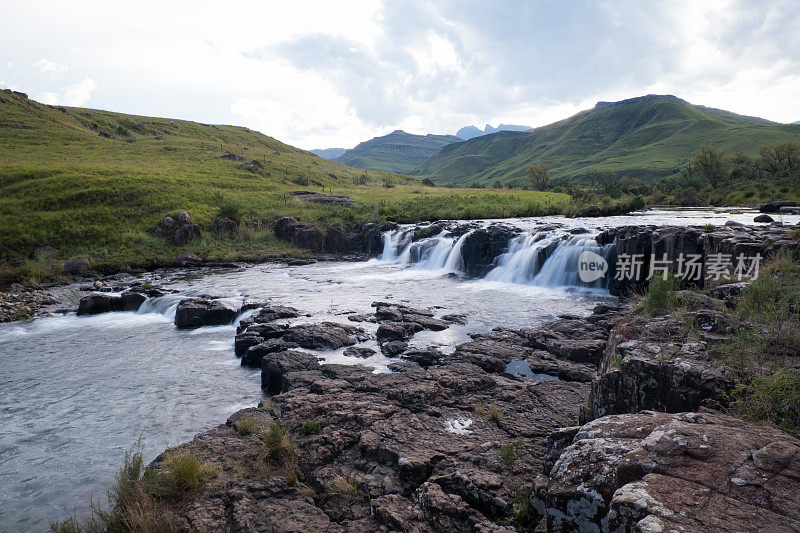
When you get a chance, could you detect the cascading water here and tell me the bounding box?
[381,227,616,290]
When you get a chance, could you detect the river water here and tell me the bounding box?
[0,208,792,529]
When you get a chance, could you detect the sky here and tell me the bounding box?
[1,0,799,150]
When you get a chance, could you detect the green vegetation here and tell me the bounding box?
[730,368,800,437]
[413,95,800,187]
[526,162,550,191]
[324,473,368,502]
[497,439,523,471]
[0,90,568,285]
[488,405,504,422]
[262,423,296,465]
[299,420,322,435]
[334,130,462,174]
[643,275,681,316]
[149,451,219,499]
[234,416,259,437]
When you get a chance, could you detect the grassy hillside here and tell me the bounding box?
[0,90,567,284]
[334,130,462,174]
[413,95,800,186]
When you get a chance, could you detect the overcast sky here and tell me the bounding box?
[2,0,799,149]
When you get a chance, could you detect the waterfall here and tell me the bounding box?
[137,294,184,320]
[380,226,615,290]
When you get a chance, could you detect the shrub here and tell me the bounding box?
[263,423,295,465]
[291,176,309,186]
[488,405,503,422]
[352,174,368,185]
[299,420,321,435]
[643,274,680,316]
[234,416,258,437]
[216,199,243,223]
[325,474,363,500]
[497,439,522,471]
[149,451,219,499]
[382,177,395,188]
[473,404,486,417]
[730,368,800,437]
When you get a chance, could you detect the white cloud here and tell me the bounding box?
[2,1,799,147]
[33,58,68,72]
[35,78,97,106]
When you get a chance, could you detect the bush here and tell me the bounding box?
[263,423,295,465]
[149,451,219,499]
[497,439,522,471]
[234,416,258,437]
[730,368,800,437]
[488,405,503,422]
[299,420,321,435]
[216,199,243,223]
[643,274,680,316]
[291,176,309,186]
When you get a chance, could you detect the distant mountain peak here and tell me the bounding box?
[456,123,531,141]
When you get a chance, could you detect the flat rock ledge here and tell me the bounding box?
[535,410,800,532]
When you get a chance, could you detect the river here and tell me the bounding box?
[0,208,792,530]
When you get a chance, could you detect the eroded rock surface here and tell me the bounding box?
[536,411,800,533]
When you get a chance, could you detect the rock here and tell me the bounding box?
[237,306,300,333]
[522,316,609,364]
[725,220,745,227]
[709,281,750,308]
[174,252,202,266]
[403,347,442,367]
[459,225,520,277]
[323,225,347,253]
[754,214,775,223]
[377,322,422,343]
[177,211,191,224]
[291,191,356,207]
[292,227,324,251]
[242,339,299,368]
[260,350,320,393]
[343,346,376,359]
[77,291,146,315]
[161,215,175,228]
[759,199,798,213]
[174,298,238,329]
[37,245,59,259]
[421,178,436,187]
[281,322,365,351]
[221,152,244,161]
[63,258,90,273]
[173,223,202,246]
[212,219,238,238]
[583,205,601,217]
[537,411,800,532]
[381,340,408,357]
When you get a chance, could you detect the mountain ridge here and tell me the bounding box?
[332,129,462,174]
[412,94,800,185]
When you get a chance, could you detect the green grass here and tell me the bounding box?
[299,419,321,435]
[148,451,219,499]
[234,416,259,437]
[0,89,569,285]
[334,130,461,174]
[643,275,681,316]
[413,95,800,186]
[730,368,800,438]
[497,439,523,471]
[262,423,296,465]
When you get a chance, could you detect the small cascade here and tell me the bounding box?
[137,294,184,320]
[485,233,558,284]
[379,230,413,261]
[442,231,472,273]
[531,237,615,289]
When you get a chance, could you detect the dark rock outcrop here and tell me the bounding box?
[212,219,238,238]
[63,258,90,273]
[281,322,366,351]
[174,224,202,246]
[759,199,798,213]
[77,291,146,315]
[536,411,800,532]
[459,225,520,277]
[174,298,238,329]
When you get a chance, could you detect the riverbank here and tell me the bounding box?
[48,220,800,531]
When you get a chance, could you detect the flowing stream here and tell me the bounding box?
[0,207,791,529]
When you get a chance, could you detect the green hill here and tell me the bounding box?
[334,130,462,174]
[412,95,800,186]
[0,90,566,283]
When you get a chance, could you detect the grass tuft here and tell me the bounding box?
[299,420,321,435]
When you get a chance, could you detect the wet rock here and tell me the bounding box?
[754,214,775,223]
[174,223,202,246]
[381,340,408,357]
[282,322,365,350]
[537,411,800,532]
[759,199,798,213]
[174,252,202,267]
[77,291,146,315]
[343,346,376,359]
[242,339,300,368]
[63,258,90,273]
[377,321,422,343]
[174,298,238,329]
[237,306,300,333]
[0,287,60,322]
[460,225,520,277]
[403,347,443,367]
[260,350,320,394]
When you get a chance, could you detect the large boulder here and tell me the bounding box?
[174,224,202,246]
[174,298,238,329]
[459,225,519,277]
[212,219,238,239]
[77,291,146,315]
[63,258,90,273]
[281,322,365,350]
[754,214,775,223]
[536,411,800,532]
[759,199,798,213]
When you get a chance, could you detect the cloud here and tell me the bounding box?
[33,58,68,73]
[35,78,97,106]
[2,1,799,148]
